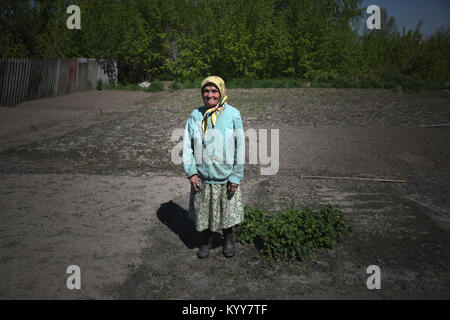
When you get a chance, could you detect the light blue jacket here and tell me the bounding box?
[183,103,245,185]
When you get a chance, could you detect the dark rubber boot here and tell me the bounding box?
[223,227,235,258]
[197,229,213,259]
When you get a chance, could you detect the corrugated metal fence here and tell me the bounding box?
[0,58,117,107]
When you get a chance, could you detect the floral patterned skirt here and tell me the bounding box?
[188,182,244,232]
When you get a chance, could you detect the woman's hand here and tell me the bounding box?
[190,174,200,192]
[227,181,239,194]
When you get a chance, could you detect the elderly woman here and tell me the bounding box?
[183,76,245,259]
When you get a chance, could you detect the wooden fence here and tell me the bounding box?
[0,58,117,107]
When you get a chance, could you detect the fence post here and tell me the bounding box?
[54,59,61,96]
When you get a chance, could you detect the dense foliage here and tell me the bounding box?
[1,0,449,89]
[235,205,352,263]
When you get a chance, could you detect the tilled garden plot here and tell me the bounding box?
[0,88,449,299]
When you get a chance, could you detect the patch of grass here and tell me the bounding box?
[141,108,153,114]
[228,78,254,88]
[297,265,308,273]
[108,82,141,91]
[96,79,103,90]
[107,81,165,92]
[169,81,182,90]
[357,76,392,89]
[235,204,352,265]
[331,76,354,89]
[181,80,201,89]
[168,77,204,90]
[143,81,164,92]
[310,82,331,88]
[130,75,448,92]
[227,78,305,89]
[421,81,448,91]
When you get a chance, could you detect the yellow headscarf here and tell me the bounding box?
[201,76,228,133]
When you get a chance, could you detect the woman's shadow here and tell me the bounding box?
[156,200,222,250]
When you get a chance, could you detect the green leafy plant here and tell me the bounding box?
[236,205,352,264]
[143,81,164,92]
[96,79,103,90]
[169,81,182,90]
[179,79,202,89]
[107,83,141,91]
[332,75,354,89]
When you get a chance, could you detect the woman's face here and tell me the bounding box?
[202,84,220,108]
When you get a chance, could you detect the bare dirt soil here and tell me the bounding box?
[0,88,449,299]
